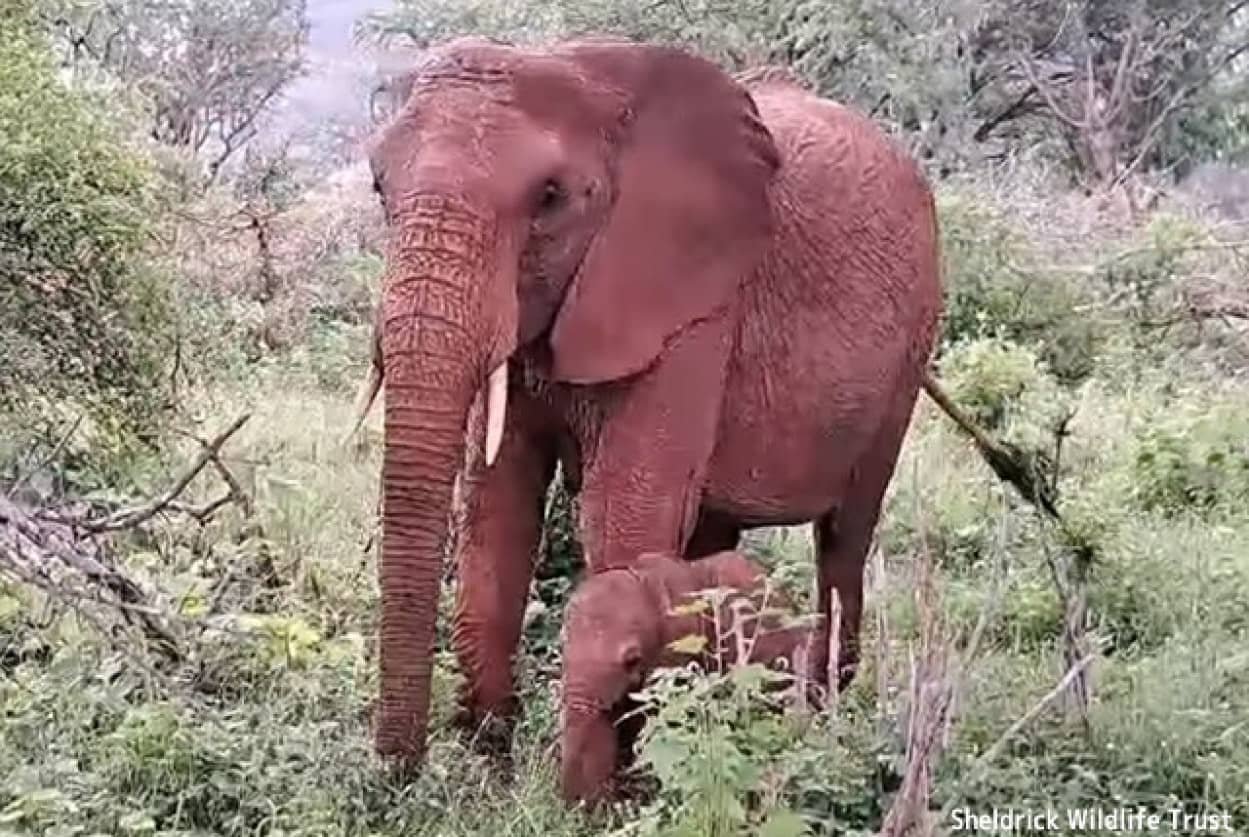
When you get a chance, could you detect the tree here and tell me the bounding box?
[361,0,1249,184]
[994,1,1249,208]
[41,0,310,183]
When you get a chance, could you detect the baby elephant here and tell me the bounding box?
[559,550,821,806]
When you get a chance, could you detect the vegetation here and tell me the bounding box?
[0,3,168,462]
[363,0,1249,188]
[3,0,1249,835]
[41,0,310,184]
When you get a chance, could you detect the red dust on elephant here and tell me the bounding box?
[357,37,944,767]
[559,550,822,805]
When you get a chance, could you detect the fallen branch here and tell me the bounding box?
[0,413,254,662]
[0,495,182,659]
[1139,297,1249,330]
[0,556,181,694]
[87,413,251,532]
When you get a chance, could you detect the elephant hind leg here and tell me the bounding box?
[813,387,920,692]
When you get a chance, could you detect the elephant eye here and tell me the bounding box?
[535,178,566,215]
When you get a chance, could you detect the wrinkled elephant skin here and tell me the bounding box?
[362,38,941,767]
[560,551,819,805]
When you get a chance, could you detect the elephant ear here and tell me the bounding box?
[547,42,780,384]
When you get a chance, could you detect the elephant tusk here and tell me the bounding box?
[484,361,508,467]
[341,304,384,448]
[342,358,383,447]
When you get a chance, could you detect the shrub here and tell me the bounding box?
[936,192,1104,384]
[1130,397,1249,515]
[631,661,881,836]
[0,3,170,444]
[938,336,1076,461]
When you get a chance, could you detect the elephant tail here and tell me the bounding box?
[920,371,1061,520]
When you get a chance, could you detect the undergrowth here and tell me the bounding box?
[3,174,1249,834]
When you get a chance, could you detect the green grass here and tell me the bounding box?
[4,365,1247,836]
[4,186,1249,835]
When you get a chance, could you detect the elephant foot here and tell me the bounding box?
[800,644,860,708]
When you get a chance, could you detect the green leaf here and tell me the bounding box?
[759,808,809,837]
[666,633,708,656]
[669,598,710,617]
[178,591,208,618]
[639,737,686,781]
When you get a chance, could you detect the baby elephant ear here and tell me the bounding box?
[547,42,780,384]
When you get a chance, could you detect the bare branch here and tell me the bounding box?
[0,497,182,658]
[85,413,251,532]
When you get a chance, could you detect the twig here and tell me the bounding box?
[86,413,251,532]
[825,587,842,719]
[872,544,891,737]
[936,655,1096,820]
[167,492,236,524]
[881,458,954,837]
[958,654,1095,793]
[962,505,1009,667]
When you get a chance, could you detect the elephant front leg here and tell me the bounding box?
[576,314,732,571]
[451,382,557,751]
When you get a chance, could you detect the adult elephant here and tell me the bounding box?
[360,37,945,768]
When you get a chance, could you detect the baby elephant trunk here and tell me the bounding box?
[561,706,619,806]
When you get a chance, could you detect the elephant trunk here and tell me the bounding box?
[374,194,508,765]
[560,705,619,806]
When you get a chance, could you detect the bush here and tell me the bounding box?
[936,192,1105,384]
[0,3,170,445]
[937,336,1076,470]
[1130,396,1249,515]
[630,631,882,836]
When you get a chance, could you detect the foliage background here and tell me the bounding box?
[2,0,1249,834]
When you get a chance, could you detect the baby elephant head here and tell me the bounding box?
[559,551,818,806]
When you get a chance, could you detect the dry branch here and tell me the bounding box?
[0,496,182,658]
[939,653,1096,820]
[881,463,955,837]
[0,413,254,661]
[87,413,251,532]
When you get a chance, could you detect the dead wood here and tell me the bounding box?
[0,413,253,662]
